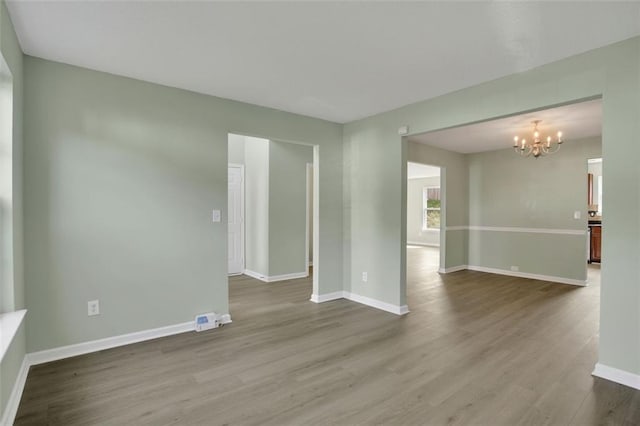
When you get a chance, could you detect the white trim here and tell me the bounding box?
[265,272,308,282]
[344,292,409,316]
[28,321,196,366]
[0,309,26,363]
[1,356,29,426]
[306,163,313,276]
[307,261,313,267]
[445,225,586,235]
[397,305,410,315]
[593,363,640,390]
[243,269,267,281]
[310,291,344,303]
[243,269,308,283]
[228,164,245,275]
[310,291,409,316]
[439,265,468,273]
[407,241,440,247]
[466,265,587,286]
[312,146,320,297]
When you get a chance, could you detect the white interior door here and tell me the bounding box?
[228,165,244,275]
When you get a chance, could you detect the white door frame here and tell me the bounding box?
[228,163,245,275]
[305,163,313,273]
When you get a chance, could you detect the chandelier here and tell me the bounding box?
[513,120,563,158]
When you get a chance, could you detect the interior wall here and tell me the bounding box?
[268,140,313,277]
[228,133,245,165]
[467,136,602,282]
[407,176,440,246]
[23,56,343,353]
[345,37,640,377]
[244,136,270,276]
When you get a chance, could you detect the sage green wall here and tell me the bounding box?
[345,37,640,376]
[0,0,25,420]
[269,140,313,277]
[244,136,270,276]
[24,57,343,352]
[228,133,245,165]
[467,137,601,281]
[407,176,440,246]
[408,142,469,269]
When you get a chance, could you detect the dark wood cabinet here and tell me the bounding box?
[589,225,601,263]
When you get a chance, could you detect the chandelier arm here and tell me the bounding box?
[546,143,562,154]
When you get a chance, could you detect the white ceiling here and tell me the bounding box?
[408,98,603,154]
[6,2,640,123]
[408,162,440,179]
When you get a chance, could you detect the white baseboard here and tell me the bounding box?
[244,269,308,283]
[310,291,344,303]
[593,363,640,390]
[243,269,267,281]
[310,291,409,316]
[466,265,587,286]
[28,321,196,366]
[344,292,409,316]
[1,356,30,426]
[266,272,308,282]
[407,241,440,247]
[439,265,468,273]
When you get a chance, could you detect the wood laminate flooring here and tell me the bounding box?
[14,247,640,425]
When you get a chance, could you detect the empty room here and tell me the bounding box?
[0,1,639,425]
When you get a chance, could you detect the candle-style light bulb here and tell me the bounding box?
[546,136,551,148]
[557,131,563,141]
[521,138,526,151]
[513,136,519,147]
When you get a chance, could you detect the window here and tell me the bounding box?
[423,186,441,230]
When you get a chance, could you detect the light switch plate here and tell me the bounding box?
[574,211,581,219]
[212,210,221,222]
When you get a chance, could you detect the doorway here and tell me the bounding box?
[406,162,443,281]
[227,133,316,284]
[587,157,602,270]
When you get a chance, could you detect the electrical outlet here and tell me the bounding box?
[510,266,519,272]
[574,210,581,219]
[362,272,368,282]
[212,209,221,222]
[88,300,100,316]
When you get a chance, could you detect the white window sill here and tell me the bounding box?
[421,228,441,232]
[0,309,26,363]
